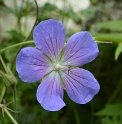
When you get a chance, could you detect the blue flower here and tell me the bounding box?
[16,19,100,111]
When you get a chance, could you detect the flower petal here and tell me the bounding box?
[61,68,100,104]
[33,19,65,59]
[36,71,65,111]
[16,47,52,83]
[63,31,99,66]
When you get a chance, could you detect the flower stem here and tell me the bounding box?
[0,40,34,54]
[95,41,112,44]
[13,86,18,121]
[24,0,39,41]
[0,55,8,73]
[0,86,6,104]
[11,0,39,70]
[0,104,18,124]
[4,107,18,124]
[90,101,94,124]
[74,108,81,124]
[107,75,122,103]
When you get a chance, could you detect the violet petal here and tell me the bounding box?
[33,19,65,59]
[16,47,52,83]
[64,31,99,66]
[61,68,100,104]
[36,71,65,111]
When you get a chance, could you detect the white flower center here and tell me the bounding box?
[54,63,69,71]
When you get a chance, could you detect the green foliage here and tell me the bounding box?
[92,33,122,43]
[101,117,121,124]
[91,20,122,32]
[80,6,102,18]
[90,20,122,61]
[0,0,122,124]
[115,43,122,60]
[95,103,122,124]
[95,103,122,116]
[7,29,25,42]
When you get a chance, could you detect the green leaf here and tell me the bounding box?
[91,20,122,32]
[95,103,122,116]
[101,117,121,124]
[115,43,122,60]
[92,33,122,43]
[101,117,113,124]
[7,29,25,42]
[80,6,102,18]
[41,3,58,11]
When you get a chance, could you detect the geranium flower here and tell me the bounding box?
[16,19,100,111]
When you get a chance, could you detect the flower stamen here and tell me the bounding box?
[54,63,69,71]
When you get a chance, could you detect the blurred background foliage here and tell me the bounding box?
[0,0,122,124]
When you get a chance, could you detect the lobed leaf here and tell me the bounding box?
[95,103,122,116]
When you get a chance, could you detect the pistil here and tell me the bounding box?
[54,63,69,71]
